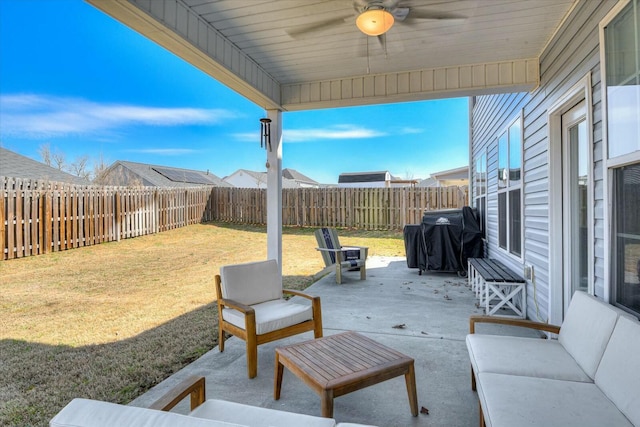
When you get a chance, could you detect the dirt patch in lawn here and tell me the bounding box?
[0,222,404,426]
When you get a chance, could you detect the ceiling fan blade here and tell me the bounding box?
[286,15,352,38]
[404,9,467,22]
[391,7,410,21]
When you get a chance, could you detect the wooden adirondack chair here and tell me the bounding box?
[314,228,368,284]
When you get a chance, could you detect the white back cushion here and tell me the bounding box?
[50,398,244,427]
[558,291,620,378]
[220,260,282,306]
[595,316,640,426]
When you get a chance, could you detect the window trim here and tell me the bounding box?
[496,112,524,261]
[547,73,594,325]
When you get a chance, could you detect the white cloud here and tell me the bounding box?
[397,127,424,135]
[232,124,386,143]
[0,94,237,139]
[124,148,198,156]
[286,125,386,142]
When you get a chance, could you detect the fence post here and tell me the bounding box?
[0,186,5,260]
[401,188,407,229]
[42,192,50,254]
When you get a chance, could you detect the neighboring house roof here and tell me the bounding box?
[230,169,266,183]
[418,166,469,187]
[417,177,438,187]
[338,171,390,184]
[0,147,89,184]
[431,166,469,182]
[282,168,318,186]
[99,160,231,187]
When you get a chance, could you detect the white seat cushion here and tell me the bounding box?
[466,334,592,382]
[220,260,282,306]
[50,398,244,427]
[594,316,640,426]
[222,299,313,335]
[557,291,622,379]
[190,399,336,427]
[476,373,633,427]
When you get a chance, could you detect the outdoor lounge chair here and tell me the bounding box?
[214,259,323,379]
[315,227,368,284]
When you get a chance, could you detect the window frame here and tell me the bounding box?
[473,149,487,238]
[600,0,640,314]
[496,113,524,260]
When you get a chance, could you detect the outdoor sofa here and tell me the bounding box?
[466,291,640,426]
[50,376,377,427]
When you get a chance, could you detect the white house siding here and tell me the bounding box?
[224,173,265,188]
[471,0,618,322]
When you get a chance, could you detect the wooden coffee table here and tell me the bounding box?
[274,331,418,418]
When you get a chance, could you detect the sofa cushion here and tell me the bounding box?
[557,291,620,379]
[220,260,282,306]
[594,316,640,426]
[190,399,336,427]
[476,373,633,427]
[222,299,313,335]
[466,334,591,382]
[50,398,244,427]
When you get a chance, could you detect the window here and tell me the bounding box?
[497,117,522,257]
[612,163,640,314]
[604,0,640,159]
[473,151,487,237]
[603,0,640,315]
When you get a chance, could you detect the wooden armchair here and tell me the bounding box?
[314,227,368,284]
[214,259,323,379]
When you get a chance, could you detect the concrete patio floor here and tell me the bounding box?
[131,256,540,426]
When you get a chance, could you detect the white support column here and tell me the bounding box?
[265,109,283,273]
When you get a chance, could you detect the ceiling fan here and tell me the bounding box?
[287,0,466,39]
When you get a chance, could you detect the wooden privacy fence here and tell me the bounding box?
[213,186,468,228]
[289,186,467,228]
[1,177,214,260]
[2,176,467,260]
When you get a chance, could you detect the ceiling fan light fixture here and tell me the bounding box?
[356,8,394,36]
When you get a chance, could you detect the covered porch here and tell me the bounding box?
[69,1,639,425]
[129,257,539,426]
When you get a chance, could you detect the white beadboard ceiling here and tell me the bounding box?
[87,0,577,111]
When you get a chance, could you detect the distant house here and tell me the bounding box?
[97,160,231,187]
[0,147,89,184]
[223,169,303,188]
[338,171,392,188]
[389,178,419,188]
[418,166,469,187]
[282,168,320,188]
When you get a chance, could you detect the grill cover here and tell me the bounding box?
[404,206,483,274]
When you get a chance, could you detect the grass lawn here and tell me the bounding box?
[0,222,405,427]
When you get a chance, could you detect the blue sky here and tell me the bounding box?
[0,0,469,185]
